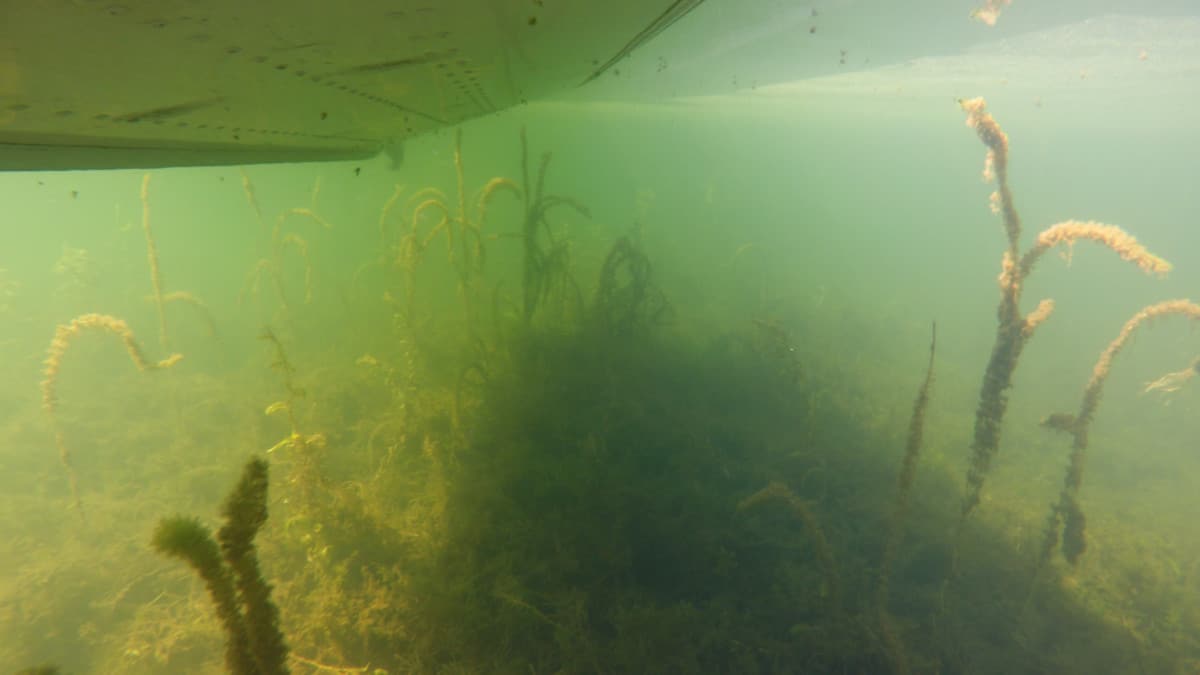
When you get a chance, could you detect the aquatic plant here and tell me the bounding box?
[151,457,289,674]
[158,290,219,339]
[140,174,217,346]
[509,128,590,324]
[399,128,518,328]
[956,97,1170,520]
[241,176,332,315]
[591,235,670,337]
[383,237,895,671]
[40,313,182,516]
[259,327,325,457]
[140,174,170,349]
[385,128,590,334]
[738,481,842,618]
[1142,354,1200,396]
[876,322,936,675]
[971,0,1011,26]
[349,183,408,300]
[1038,300,1200,566]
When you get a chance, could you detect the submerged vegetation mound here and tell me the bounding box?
[417,307,833,671]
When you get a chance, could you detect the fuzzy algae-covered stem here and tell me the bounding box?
[1039,300,1200,565]
[152,458,290,674]
[41,313,182,517]
[1142,355,1200,396]
[41,314,182,414]
[141,174,169,350]
[957,98,1170,519]
[971,0,1011,26]
[219,458,290,675]
[876,322,937,675]
[738,481,842,619]
[512,128,589,323]
[153,516,258,674]
[398,132,519,329]
[1018,220,1171,279]
[879,322,937,592]
[958,97,1032,518]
